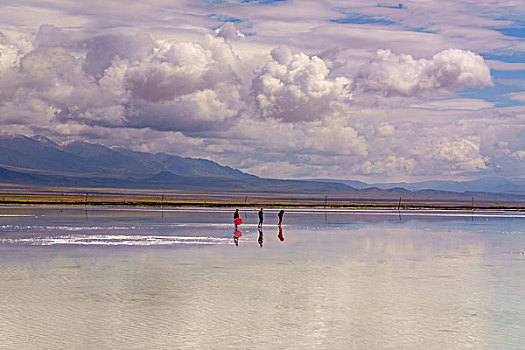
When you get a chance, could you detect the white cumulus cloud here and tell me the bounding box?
[354,48,492,97]
[251,46,352,122]
[1,22,521,181]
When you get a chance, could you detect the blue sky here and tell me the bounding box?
[331,13,398,26]
[0,0,523,182]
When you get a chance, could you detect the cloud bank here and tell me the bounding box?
[354,49,492,97]
[0,1,522,182]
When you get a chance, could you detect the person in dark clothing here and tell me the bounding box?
[278,210,284,226]
[258,208,264,227]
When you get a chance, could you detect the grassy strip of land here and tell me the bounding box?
[0,185,523,211]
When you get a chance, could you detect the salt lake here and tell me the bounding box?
[0,206,524,349]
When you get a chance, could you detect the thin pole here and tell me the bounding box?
[244,196,248,219]
[398,197,402,210]
[84,192,88,220]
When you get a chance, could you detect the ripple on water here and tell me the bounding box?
[0,234,232,246]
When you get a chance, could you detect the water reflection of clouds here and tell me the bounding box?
[1,210,522,348]
[348,227,486,257]
[268,227,494,348]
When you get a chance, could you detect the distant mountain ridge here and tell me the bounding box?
[0,133,352,194]
[0,133,524,204]
[374,177,525,195]
[306,177,525,195]
[0,133,253,179]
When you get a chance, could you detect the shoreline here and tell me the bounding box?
[1,199,524,212]
[0,185,524,211]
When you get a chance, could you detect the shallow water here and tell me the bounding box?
[0,206,524,349]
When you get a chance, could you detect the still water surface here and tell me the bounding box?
[0,207,524,349]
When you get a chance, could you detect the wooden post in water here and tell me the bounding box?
[243,196,248,219]
[471,197,474,209]
[84,192,89,220]
[398,197,402,210]
[324,195,328,222]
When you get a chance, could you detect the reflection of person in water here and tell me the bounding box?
[278,210,284,226]
[277,225,284,242]
[258,226,264,247]
[233,229,243,246]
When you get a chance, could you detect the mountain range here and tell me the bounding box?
[0,133,524,204]
[0,133,349,194]
[308,177,525,195]
[0,133,252,179]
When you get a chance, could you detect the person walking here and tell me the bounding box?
[233,209,240,229]
[258,208,264,227]
[278,210,284,226]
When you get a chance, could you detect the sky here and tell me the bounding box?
[0,0,523,182]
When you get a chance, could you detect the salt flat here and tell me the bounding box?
[0,207,523,349]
